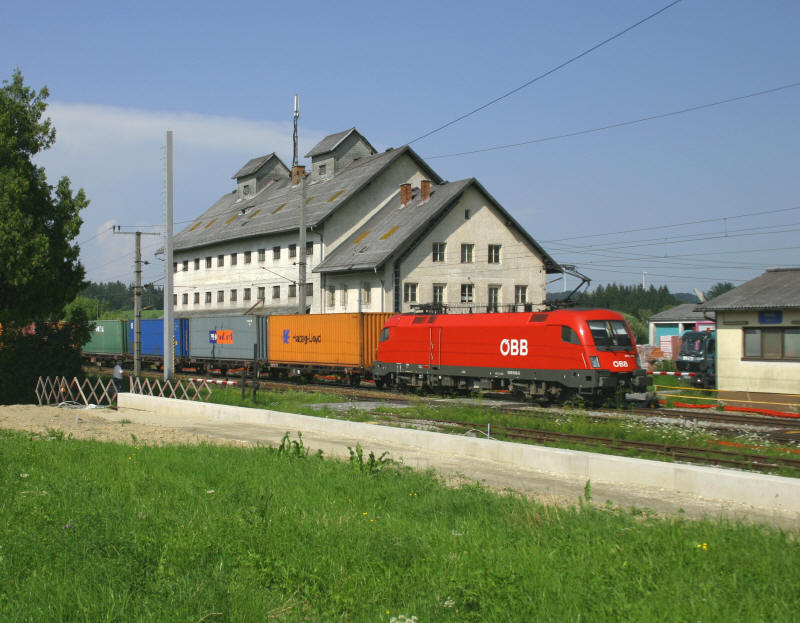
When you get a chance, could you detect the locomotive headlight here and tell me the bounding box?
[590,356,601,369]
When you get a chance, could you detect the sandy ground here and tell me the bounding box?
[2,402,798,529]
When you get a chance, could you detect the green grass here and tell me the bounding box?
[1,429,798,621]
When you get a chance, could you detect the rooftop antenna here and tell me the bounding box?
[292,94,299,168]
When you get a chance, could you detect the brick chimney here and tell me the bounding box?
[399,183,412,206]
[291,165,306,186]
[420,180,431,203]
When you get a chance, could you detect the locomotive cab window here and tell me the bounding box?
[587,320,632,349]
[379,327,390,342]
[561,326,581,345]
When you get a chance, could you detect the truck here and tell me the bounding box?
[675,329,716,387]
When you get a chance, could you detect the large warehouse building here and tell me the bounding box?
[172,128,561,315]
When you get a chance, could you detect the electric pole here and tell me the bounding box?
[164,130,175,380]
[113,226,159,377]
[293,95,307,314]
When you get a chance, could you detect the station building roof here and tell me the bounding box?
[697,268,800,311]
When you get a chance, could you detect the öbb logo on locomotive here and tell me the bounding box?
[499,338,528,356]
[612,360,630,368]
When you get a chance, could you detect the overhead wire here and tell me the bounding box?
[425,80,800,159]
[407,0,686,145]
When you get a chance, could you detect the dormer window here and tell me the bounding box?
[318,164,326,176]
[243,184,251,197]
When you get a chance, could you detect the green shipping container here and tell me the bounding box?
[84,320,129,355]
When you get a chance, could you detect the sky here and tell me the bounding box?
[2,0,799,296]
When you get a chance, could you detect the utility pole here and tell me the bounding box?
[164,130,175,380]
[113,226,159,377]
[293,95,307,314]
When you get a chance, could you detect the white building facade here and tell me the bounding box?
[172,128,560,316]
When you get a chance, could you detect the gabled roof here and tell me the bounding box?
[697,268,800,311]
[231,153,287,180]
[174,146,442,253]
[648,303,711,323]
[314,178,561,275]
[304,127,377,158]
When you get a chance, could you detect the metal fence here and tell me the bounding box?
[36,376,211,407]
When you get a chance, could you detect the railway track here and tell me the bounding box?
[88,367,800,472]
[372,412,800,476]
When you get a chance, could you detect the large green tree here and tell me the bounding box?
[0,70,88,326]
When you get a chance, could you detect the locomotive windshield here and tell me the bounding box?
[587,320,633,350]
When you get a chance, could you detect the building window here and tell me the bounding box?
[460,244,474,263]
[243,288,251,301]
[743,327,800,360]
[433,284,445,305]
[243,183,251,197]
[182,260,188,272]
[289,244,297,259]
[432,242,446,262]
[272,286,280,299]
[258,287,265,300]
[306,241,314,256]
[230,253,237,266]
[273,246,280,261]
[205,292,211,304]
[461,284,473,303]
[464,209,470,220]
[182,293,188,305]
[217,290,224,303]
[515,285,527,305]
[403,283,417,303]
[340,286,348,307]
[173,262,177,273]
[362,283,371,305]
[289,284,297,298]
[327,286,336,307]
[194,292,200,304]
[173,293,177,305]
[205,257,212,269]
[319,164,326,176]
[488,286,499,312]
[194,258,200,270]
[258,248,266,262]
[217,255,224,267]
[244,251,251,264]
[488,244,501,264]
[306,283,313,297]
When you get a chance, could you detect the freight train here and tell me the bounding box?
[83,309,648,404]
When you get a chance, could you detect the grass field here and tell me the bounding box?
[1,429,798,621]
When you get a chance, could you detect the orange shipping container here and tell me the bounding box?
[267,313,394,369]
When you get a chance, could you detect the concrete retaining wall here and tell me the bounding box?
[119,394,800,514]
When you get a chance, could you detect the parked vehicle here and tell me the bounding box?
[675,329,716,387]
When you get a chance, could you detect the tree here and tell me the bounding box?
[705,282,735,301]
[0,70,88,326]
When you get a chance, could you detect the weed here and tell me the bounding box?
[277,432,320,458]
[348,443,394,474]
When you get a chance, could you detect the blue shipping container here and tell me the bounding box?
[129,319,188,357]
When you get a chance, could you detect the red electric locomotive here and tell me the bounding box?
[372,309,648,404]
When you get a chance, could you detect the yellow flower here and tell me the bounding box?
[362,512,368,516]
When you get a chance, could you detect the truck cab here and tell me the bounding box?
[675,329,716,387]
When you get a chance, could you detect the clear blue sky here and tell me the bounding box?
[3,0,799,296]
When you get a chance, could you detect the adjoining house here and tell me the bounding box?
[647,303,715,355]
[172,127,562,316]
[697,268,800,410]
